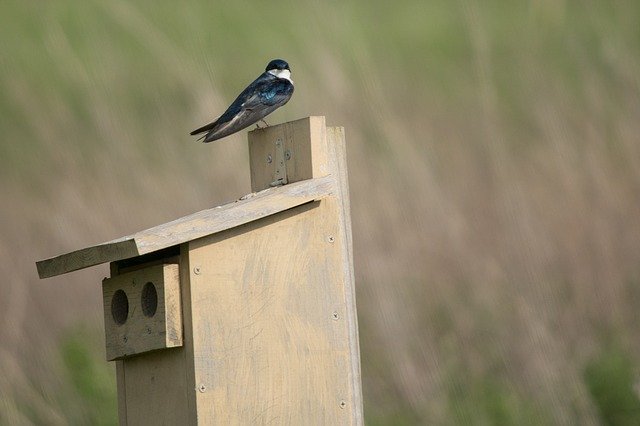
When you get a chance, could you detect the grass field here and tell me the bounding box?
[2,1,640,424]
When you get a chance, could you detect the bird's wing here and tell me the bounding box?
[242,79,293,109]
[189,76,270,137]
[201,105,274,143]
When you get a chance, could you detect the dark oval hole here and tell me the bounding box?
[141,282,158,318]
[111,289,129,325]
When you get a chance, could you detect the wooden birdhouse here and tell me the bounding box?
[36,116,363,425]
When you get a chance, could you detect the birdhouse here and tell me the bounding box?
[36,117,363,425]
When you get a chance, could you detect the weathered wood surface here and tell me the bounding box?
[117,344,191,425]
[102,263,182,361]
[177,115,363,424]
[36,176,334,279]
[187,201,357,424]
[114,247,197,425]
[326,126,363,421]
[249,116,329,191]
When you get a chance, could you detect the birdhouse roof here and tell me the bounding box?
[36,176,333,279]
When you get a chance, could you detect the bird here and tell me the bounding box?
[190,59,294,143]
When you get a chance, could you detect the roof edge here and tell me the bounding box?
[36,175,335,279]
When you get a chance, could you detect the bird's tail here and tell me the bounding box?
[189,119,218,137]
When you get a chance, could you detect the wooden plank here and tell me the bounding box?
[36,176,334,279]
[120,347,191,425]
[114,249,196,425]
[102,264,182,361]
[115,360,127,426]
[187,201,357,424]
[37,239,139,280]
[327,126,363,422]
[178,243,198,425]
[249,116,328,191]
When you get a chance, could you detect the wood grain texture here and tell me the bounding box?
[102,264,182,361]
[119,347,191,425]
[249,116,329,191]
[115,246,197,426]
[115,360,127,426]
[172,116,363,424]
[37,239,139,280]
[36,176,334,279]
[327,126,363,421]
[177,243,198,425]
[187,201,357,424]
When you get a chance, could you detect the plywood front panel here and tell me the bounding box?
[188,199,357,425]
[118,349,191,425]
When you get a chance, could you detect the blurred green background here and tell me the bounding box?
[2,0,640,424]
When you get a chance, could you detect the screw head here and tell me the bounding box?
[285,150,291,160]
[267,154,273,164]
[339,400,347,409]
[198,384,207,393]
[332,312,339,320]
[194,266,201,275]
[327,236,335,243]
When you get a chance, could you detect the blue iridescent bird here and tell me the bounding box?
[190,59,294,143]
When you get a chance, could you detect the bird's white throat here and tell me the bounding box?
[268,68,293,83]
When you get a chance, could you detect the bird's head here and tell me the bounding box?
[266,59,292,83]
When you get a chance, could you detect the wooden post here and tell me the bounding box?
[35,116,362,425]
[249,117,362,419]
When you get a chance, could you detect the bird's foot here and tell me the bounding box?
[256,120,271,129]
[254,120,270,130]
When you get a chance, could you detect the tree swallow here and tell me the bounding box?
[190,59,294,143]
